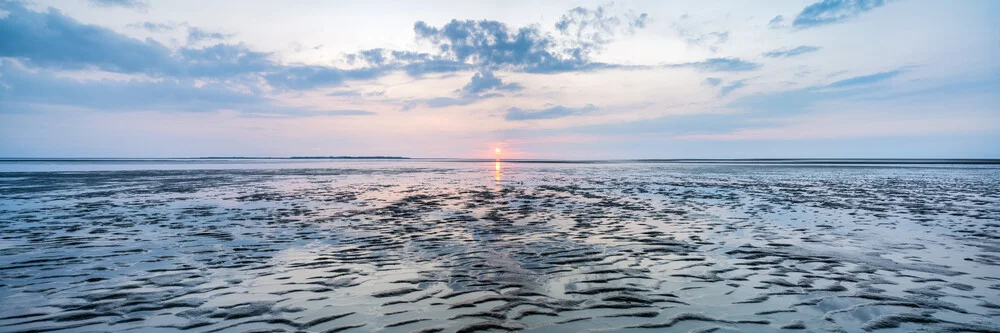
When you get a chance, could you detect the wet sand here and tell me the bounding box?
[0,162,998,332]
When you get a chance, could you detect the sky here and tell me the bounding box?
[0,0,997,159]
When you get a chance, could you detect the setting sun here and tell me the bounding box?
[494,148,502,154]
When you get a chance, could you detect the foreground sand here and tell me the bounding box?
[0,162,998,332]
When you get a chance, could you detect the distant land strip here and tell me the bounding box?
[195,156,410,159]
[288,156,409,159]
[0,158,998,165]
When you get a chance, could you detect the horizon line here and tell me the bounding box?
[1,157,999,165]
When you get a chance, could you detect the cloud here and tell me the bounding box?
[2,0,661,120]
[728,68,907,116]
[238,108,376,118]
[767,15,785,29]
[762,45,822,58]
[505,104,598,121]
[555,4,649,56]
[3,1,651,95]
[703,77,722,86]
[0,59,259,113]
[187,27,234,44]
[498,111,753,140]
[0,3,175,74]
[413,5,647,74]
[460,71,522,96]
[327,90,384,98]
[337,49,469,79]
[719,79,747,97]
[0,3,274,79]
[672,13,729,52]
[556,5,648,38]
[401,70,522,110]
[174,43,275,77]
[263,66,381,90]
[413,19,583,73]
[0,3,374,89]
[426,97,476,108]
[0,59,372,118]
[402,59,471,77]
[87,0,149,11]
[345,48,394,67]
[399,96,477,111]
[341,49,472,77]
[312,110,375,116]
[127,21,187,32]
[327,90,360,97]
[792,0,887,29]
[678,29,729,52]
[667,58,761,72]
[826,69,902,88]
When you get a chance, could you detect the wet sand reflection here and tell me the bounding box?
[494,159,501,186]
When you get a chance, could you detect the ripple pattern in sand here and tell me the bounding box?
[0,165,998,332]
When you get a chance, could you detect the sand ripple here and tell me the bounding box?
[0,164,998,332]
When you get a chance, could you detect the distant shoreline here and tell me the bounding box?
[0,158,998,165]
[213,156,410,160]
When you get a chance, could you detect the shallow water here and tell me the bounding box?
[0,161,998,332]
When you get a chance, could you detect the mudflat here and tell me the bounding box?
[0,161,997,332]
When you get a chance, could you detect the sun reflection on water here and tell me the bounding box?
[494,160,501,187]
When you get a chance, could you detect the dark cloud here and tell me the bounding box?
[762,45,822,58]
[792,0,886,29]
[345,48,392,67]
[402,59,470,77]
[0,3,174,74]
[413,19,584,73]
[343,49,471,77]
[399,71,522,110]
[401,70,524,110]
[505,104,598,121]
[0,3,271,79]
[460,71,522,96]
[667,58,761,72]
[1,0,655,117]
[264,66,381,90]
[3,1,649,90]
[87,0,149,11]
[175,43,275,77]
[0,2,384,89]
[413,6,647,74]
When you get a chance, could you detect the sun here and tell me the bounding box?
[494,147,502,154]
